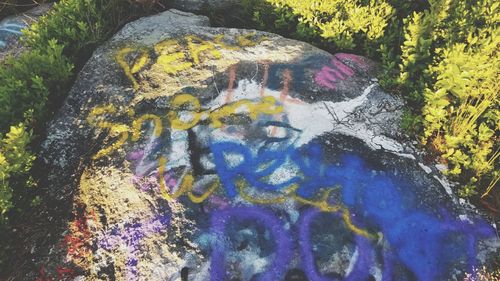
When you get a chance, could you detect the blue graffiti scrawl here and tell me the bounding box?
[209,139,495,280]
[0,18,26,49]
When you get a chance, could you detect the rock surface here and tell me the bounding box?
[0,4,51,61]
[9,9,499,281]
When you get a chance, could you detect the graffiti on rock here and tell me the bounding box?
[80,37,497,280]
[115,33,267,90]
[97,211,170,281]
[0,18,26,49]
[36,203,95,281]
[36,266,76,281]
[315,57,355,90]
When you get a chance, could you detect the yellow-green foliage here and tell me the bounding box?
[0,123,34,220]
[266,0,394,49]
[23,0,134,61]
[422,4,499,197]
[398,11,432,95]
[251,0,499,198]
[387,0,499,198]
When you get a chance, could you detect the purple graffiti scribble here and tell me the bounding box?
[208,195,231,209]
[210,206,293,281]
[298,208,374,281]
[132,175,159,192]
[127,122,164,177]
[315,58,355,90]
[98,213,170,281]
[127,150,145,162]
[132,171,177,193]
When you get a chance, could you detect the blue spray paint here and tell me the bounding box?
[209,140,495,280]
[211,142,300,197]
[0,19,26,49]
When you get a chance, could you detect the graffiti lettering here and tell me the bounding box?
[299,208,375,281]
[115,33,267,89]
[115,47,150,90]
[155,39,193,74]
[84,50,496,280]
[87,105,130,159]
[153,141,376,239]
[210,206,293,281]
[87,94,282,159]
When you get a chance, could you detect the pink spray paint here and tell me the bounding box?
[314,57,355,90]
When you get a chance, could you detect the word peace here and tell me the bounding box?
[116,33,267,89]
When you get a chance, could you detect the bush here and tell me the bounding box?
[267,0,394,49]
[23,0,141,62]
[244,0,499,199]
[423,29,499,198]
[0,123,34,221]
[0,40,73,132]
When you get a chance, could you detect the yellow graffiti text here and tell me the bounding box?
[156,165,377,240]
[115,33,267,89]
[88,94,282,159]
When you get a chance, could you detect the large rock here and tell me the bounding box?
[10,9,499,281]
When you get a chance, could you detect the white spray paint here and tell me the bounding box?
[208,79,407,155]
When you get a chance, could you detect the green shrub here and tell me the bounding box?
[0,40,73,132]
[245,0,499,198]
[0,123,34,221]
[23,0,139,62]
[423,33,499,198]
[265,0,394,49]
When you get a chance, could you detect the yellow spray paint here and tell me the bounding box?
[115,33,267,87]
[157,157,220,203]
[157,157,191,201]
[115,47,149,90]
[236,180,290,205]
[292,188,341,213]
[155,39,193,74]
[186,35,222,65]
[87,105,130,159]
[167,93,203,130]
[131,114,163,142]
[154,154,377,239]
[236,32,266,48]
[209,96,284,128]
[339,208,377,239]
[188,177,221,203]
